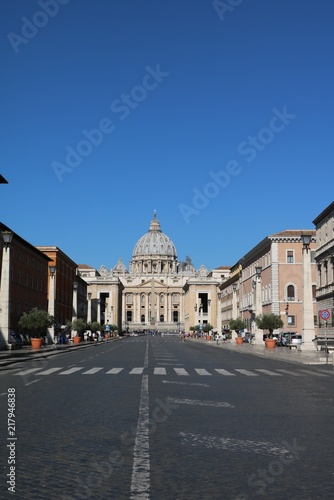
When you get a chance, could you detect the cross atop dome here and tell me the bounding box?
[149,210,161,232]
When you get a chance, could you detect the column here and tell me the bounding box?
[0,231,13,348]
[301,235,315,350]
[97,297,101,325]
[71,281,78,339]
[47,266,56,343]
[87,292,92,324]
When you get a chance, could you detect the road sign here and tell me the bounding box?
[320,309,331,321]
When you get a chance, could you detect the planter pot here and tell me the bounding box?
[265,339,277,349]
[236,337,243,345]
[206,335,211,341]
[73,336,81,345]
[31,338,43,349]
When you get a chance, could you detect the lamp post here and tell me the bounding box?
[87,292,92,324]
[231,284,238,340]
[0,231,13,348]
[254,266,263,345]
[71,281,78,339]
[47,265,56,344]
[301,234,315,350]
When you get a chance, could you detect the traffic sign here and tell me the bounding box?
[320,309,331,321]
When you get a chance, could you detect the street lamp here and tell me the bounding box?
[71,281,78,339]
[48,265,56,344]
[254,266,263,345]
[301,234,315,349]
[0,230,13,348]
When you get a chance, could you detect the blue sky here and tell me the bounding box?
[1,0,334,271]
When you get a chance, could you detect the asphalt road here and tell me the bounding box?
[0,335,334,499]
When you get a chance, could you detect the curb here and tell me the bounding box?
[0,338,120,368]
[188,338,333,366]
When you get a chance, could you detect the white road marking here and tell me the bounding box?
[173,368,189,376]
[106,368,124,374]
[58,367,84,375]
[82,367,104,375]
[37,367,64,375]
[13,368,42,376]
[162,381,210,387]
[215,369,236,376]
[179,432,291,456]
[153,367,166,375]
[276,369,304,376]
[255,369,282,376]
[235,369,258,376]
[130,341,150,499]
[130,367,145,375]
[168,398,233,408]
[194,368,212,376]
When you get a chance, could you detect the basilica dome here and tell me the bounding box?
[132,211,177,258]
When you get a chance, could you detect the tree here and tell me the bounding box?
[89,321,100,333]
[202,323,214,333]
[18,308,55,339]
[229,318,246,336]
[71,318,87,338]
[255,314,283,337]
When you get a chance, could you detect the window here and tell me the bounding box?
[173,311,179,322]
[287,315,296,326]
[160,314,164,322]
[126,311,132,322]
[287,285,295,301]
[287,251,294,263]
[126,294,133,304]
[141,314,145,323]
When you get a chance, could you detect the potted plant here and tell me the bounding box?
[229,318,246,344]
[255,314,283,348]
[18,307,55,349]
[71,318,87,344]
[88,321,101,340]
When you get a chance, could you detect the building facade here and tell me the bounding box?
[36,246,86,330]
[313,202,334,339]
[78,212,224,333]
[219,230,318,343]
[0,223,50,347]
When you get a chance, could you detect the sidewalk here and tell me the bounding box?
[0,338,118,368]
[189,337,334,366]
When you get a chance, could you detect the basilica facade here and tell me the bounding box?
[78,212,224,333]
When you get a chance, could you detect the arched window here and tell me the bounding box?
[141,314,145,323]
[287,285,295,301]
[160,314,164,322]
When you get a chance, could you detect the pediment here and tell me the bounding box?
[137,279,169,289]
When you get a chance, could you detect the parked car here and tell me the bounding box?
[278,332,301,346]
[290,334,302,345]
